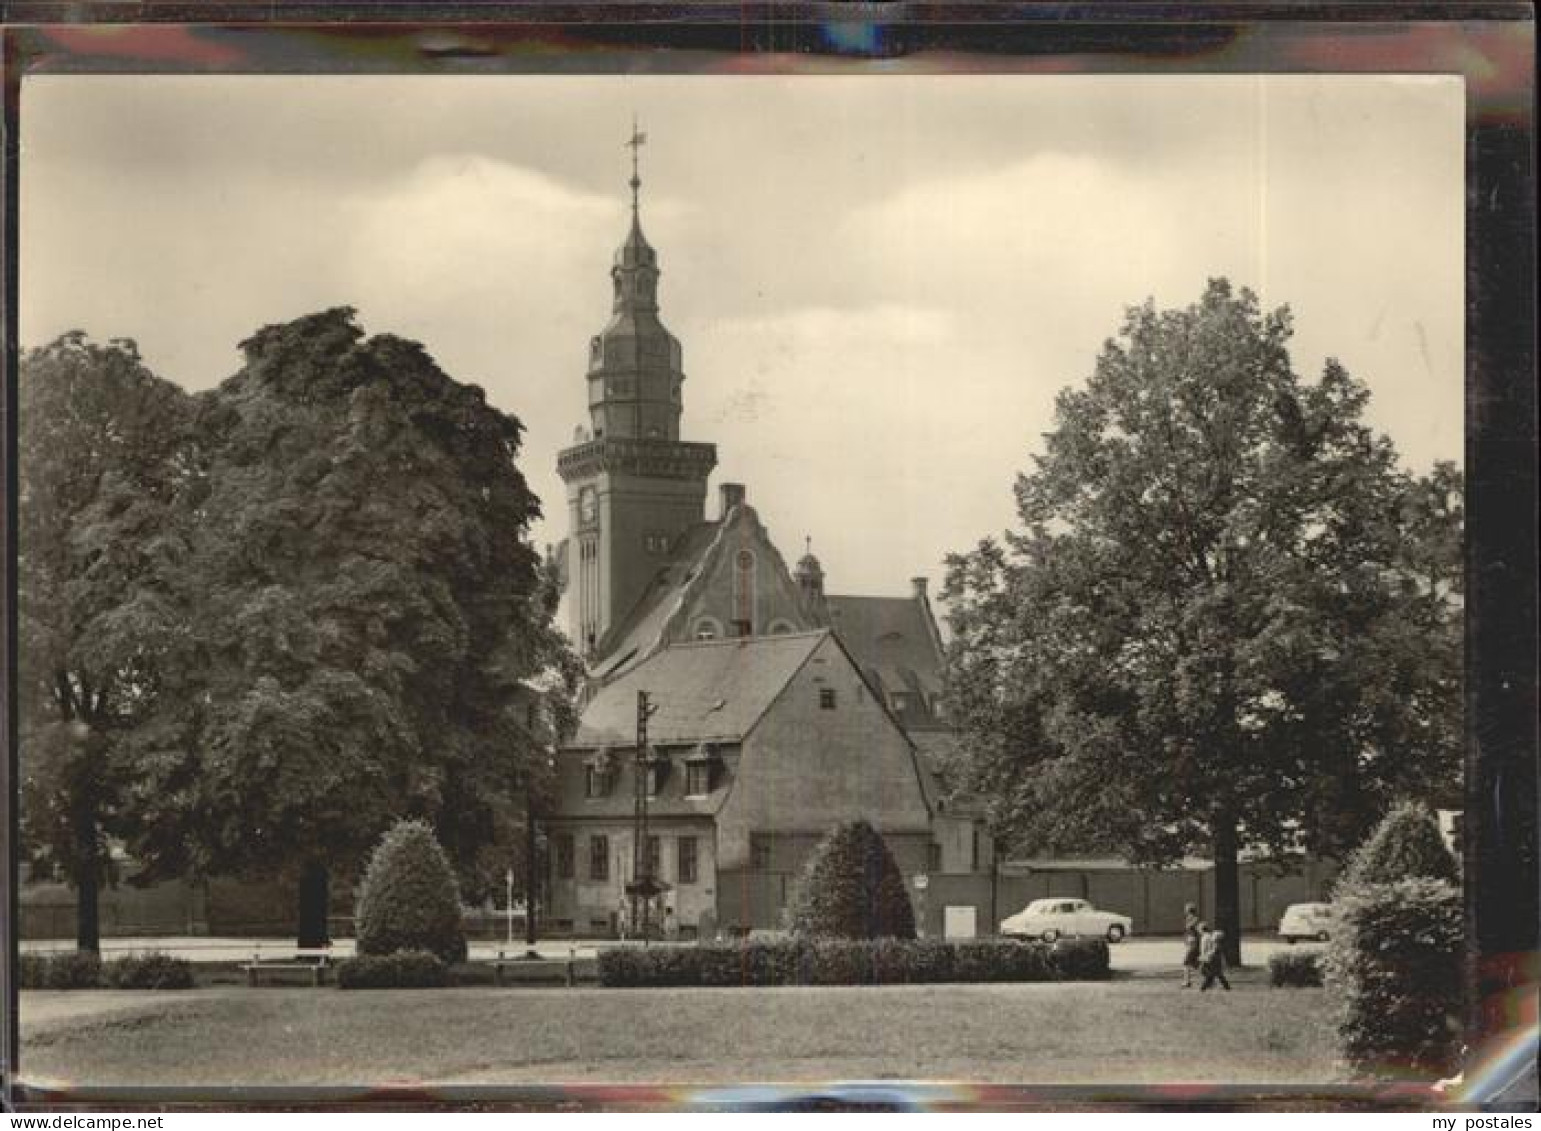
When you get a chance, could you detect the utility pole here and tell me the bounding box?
[627,690,660,946]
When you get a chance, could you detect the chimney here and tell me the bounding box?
[719,482,746,518]
[911,576,929,601]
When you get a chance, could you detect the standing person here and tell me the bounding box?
[663,904,679,942]
[1181,903,1202,988]
[1199,926,1232,992]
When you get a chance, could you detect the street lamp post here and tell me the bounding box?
[505,867,515,952]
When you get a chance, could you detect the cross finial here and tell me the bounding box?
[625,116,647,215]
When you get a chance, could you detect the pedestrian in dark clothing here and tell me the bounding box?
[1199,927,1232,992]
[1181,904,1202,988]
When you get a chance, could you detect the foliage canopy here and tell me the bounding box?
[943,280,1462,954]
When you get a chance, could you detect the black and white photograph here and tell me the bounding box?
[5,18,1534,1109]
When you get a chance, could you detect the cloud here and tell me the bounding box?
[19,73,1463,604]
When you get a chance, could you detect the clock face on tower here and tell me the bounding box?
[579,487,598,525]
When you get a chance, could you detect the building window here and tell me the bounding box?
[686,761,711,797]
[643,835,662,879]
[819,687,837,710]
[733,549,756,630]
[554,833,574,880]
[589,835,609,881]
[678,837,698,884]
[693,617,722,641]
[890,692,910,713]
[927,842,943,873]
[644,761,663,798]
[970,828,980,873]
[644,531,670,554]
[750,834,773,871]
[585,766,611,798]
[767,618,795,635]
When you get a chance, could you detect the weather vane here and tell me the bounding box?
[625,117,647,214]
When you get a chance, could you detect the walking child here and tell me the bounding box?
[1198,926,1232,992]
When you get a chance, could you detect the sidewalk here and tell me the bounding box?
[20,936,609,962]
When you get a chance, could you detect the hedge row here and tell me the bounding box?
[335,949,449,989]
[19,951,194,990]
[598,937,1109,987]
[1268,949,1323,988]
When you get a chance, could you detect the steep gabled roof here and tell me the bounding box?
[573,630,828,748]
[826,593,946,704]
[589,520,724,680]
[590,500,821,683]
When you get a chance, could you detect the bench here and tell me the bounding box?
[241,948,333,987]
[488,952,575,987]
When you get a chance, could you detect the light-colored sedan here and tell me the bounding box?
[1278,902,1334,943]
[999,897,1133,943]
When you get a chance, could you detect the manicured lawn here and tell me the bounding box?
[19,979,1337,1087]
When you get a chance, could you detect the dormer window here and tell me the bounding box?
[685,742,721,797]
[640,747,670,798]
[584,748,616,798]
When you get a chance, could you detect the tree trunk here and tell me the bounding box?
[524,797,539,952]
[1212,817,1242,967]
[75,857,101,955]
[296,859,330,949]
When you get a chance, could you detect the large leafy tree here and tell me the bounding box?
[944,280,1461,962]
[17,333,199,952]
[131,308,565,945]
[460,554,583,947]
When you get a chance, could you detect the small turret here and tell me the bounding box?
[795,536,826,601]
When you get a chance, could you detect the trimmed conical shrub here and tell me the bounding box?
[1340,801,1459,890]
[355,818,467,963]
[787,819,916,940]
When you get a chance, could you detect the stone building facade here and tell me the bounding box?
[545,152,991,935]
[542,631,936,934]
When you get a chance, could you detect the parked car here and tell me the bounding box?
[999,898,1133,943]
[1278,902,1334,943]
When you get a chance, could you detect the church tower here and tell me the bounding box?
[557,126,717,654]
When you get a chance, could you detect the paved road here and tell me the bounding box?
[1108,935,1316,972]
[23,933,1317,970]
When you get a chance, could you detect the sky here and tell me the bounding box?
[21,74,1463,602]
